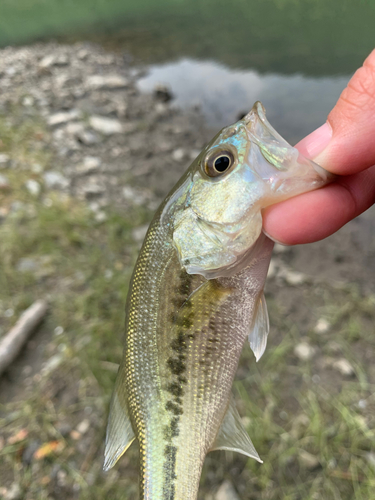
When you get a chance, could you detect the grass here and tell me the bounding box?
[1,111,375,499]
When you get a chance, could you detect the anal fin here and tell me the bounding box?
[104,369,136,471]
[248,291,269,362]
[210,397,262,463]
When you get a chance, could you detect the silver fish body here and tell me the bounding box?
[104,103,330,499]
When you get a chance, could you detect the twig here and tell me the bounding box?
[0,300,48,376]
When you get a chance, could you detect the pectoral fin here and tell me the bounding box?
[210,397,262,463]
[248,291,269,362]
[103,368,135,471]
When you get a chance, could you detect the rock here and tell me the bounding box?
[82,182,105,198]
[77,49,89,60]
[122,186,146,205]
[284,270,306,285]
[333,358,355,377]
[3,482,22,500]
[89,115,123,135]
[154,83,173,102]
[55,422,72,437]
[77,156,101,174]
[86,74,129,90]
[31,163,43,174]
[0,153,10,167]
[25,179,41,196]
[95,211,107,222]
[43,171,69,189]
[172,148,185,162]
[39,54,69,69]
[215,481,240,500]
[290,413,310,439]
[48,109,81,126]
[314,318,330,334]
[41,353,64,377]
[298,450,320,470]
[76,419,90,435]
[0,174,10,190]
[326,341,341,354]
[17,258,38,273]
[22,96,34,107]
[22,440,40,465]
[79,130,100,145]
[366,452,375,470]
[65,122,85,136]
[294,342,316,361]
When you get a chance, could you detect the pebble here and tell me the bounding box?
[41,354,64,377]
[89,115,123,135]
[172,148,185,162]
[215,481,240,500]
[3,482,22,500]
[25,179,41,196]
[47,109,81,126]
[86,74,129,90]
[122,185,146,205]
[17,258,38,273]
[79,130,100,145]
[154,83,173,102]
[43,171,69,189]
[294,342,316,361]
[298,450,320,470]
[0,153,10,167]
[39,54,69,68]
[22,96,34,107]
[22,440,40,465]
[366,452,375,470]
[284,270,306,286]
[31,163,43,174]
[332,358,355,377]
[314,318,330,334]
[95,211,107,222]
[77,156,101,174]
[82,182,105,197]
[76,419,90,435]
[0,173,10,190]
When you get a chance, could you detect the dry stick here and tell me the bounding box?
[0,300,48,377]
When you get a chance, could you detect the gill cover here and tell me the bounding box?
[162,102,330,279]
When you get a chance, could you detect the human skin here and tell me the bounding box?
[263,49,375,245]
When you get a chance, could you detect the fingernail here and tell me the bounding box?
[296,122,332,160]
[262,229,286,246]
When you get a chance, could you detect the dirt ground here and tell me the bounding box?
[0,43,375,500]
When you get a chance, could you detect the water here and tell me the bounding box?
[1,0,374,137]
[138,58,349,142]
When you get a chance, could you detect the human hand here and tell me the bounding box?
[263,49,375,245]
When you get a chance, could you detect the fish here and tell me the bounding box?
[104,102,330,499]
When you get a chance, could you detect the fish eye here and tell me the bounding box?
[204,149,235,177]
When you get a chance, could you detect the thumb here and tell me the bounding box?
[297,49,375,174]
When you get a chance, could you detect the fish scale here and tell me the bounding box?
[104,102,330,499]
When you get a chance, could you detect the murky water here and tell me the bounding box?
[2,0,373,138]
[138,58,349,142]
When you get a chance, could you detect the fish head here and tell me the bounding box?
[162,102,331,279]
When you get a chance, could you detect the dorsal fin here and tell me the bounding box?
[210,397,262,463]
[103,368,136,471]
[248,291,269,362]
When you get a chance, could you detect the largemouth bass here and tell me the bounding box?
[104,102,330,499]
